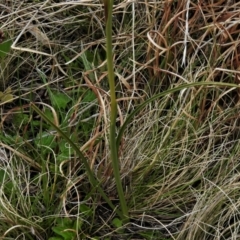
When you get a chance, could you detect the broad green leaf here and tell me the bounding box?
[51,92,71,109]
[80,204,92,216]
[112,218,123,228]
[35,131,55,147]
[57,140,73,162]
[31,103,123,219]
[0,169,7,182]
[43,108,55,122]
[82,90,96,102]
[51,226,75,240]
[35,132,56,157]
[13,113,29,125]
[0,39,12,58]
[56,218,73,228]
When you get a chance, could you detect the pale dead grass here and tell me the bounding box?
[0,0,240,239]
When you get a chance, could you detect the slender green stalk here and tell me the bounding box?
[105,0,129,220]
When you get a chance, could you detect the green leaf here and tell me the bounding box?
[0,39,12,58]
[82,90,96,102]
[43,108,55,123]
[0,169,7,182]
[35,131,55,147]
[48,237,63,240]
[56,139,73,162]
[73,219,83,231]
[80,50,95,81]
[112,218,124,234]
[56,218,73,228]
[80,204,92,216]
[31,103,123,219]
[13,113,29,125]
[34,131,56,157]
[112,218,123,228]
[52,226,75,240]
[51,92,71,109]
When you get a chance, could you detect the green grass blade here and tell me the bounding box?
[30,102,124,219]
[116,81,240,148]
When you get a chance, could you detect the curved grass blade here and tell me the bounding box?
[30,102,124,219]
[116,81,240,148]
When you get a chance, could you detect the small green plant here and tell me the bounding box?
[31,103,122,217]
[0,38,11,58]
[111,218,124,234]
[48,204,92,240]
[48,218,77,240]
[31,0,130,224]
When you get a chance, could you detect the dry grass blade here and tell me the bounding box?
[1,0,240,239]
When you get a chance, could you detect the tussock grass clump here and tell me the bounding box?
[0,0,240,239]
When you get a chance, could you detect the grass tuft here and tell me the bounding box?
[1,0,240,239]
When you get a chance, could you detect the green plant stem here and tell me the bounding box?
[105,0,129,221]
